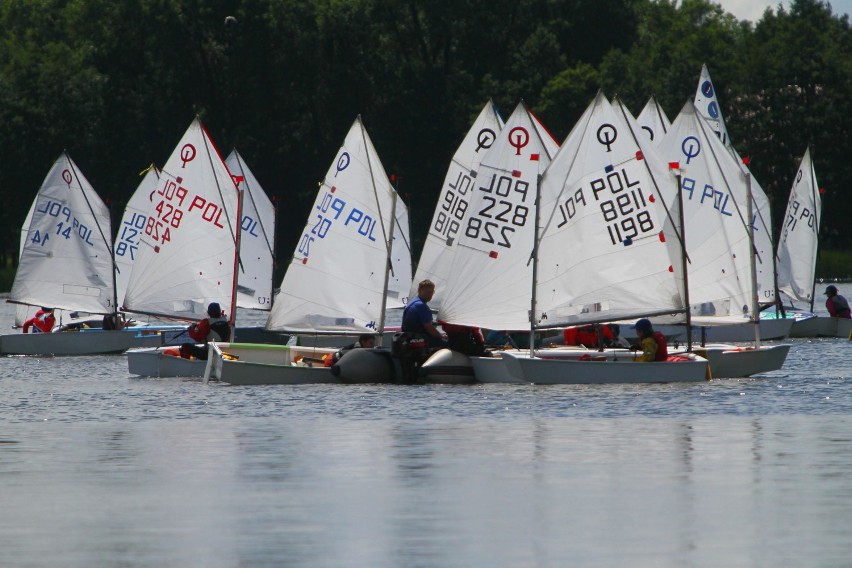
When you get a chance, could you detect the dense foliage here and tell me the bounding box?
[1,0,849,284]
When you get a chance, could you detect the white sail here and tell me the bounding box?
[412,101,504,309]
[122,118,241,322]
[693,64,775,304]
[657,102,754,318]
[226,150,276,311]
[438,101,560,329]
[636,96,671,145]
[114,166,160,306]
[388,200,413,308]
[14,199,38,327]
[694,63,731,146]
[533,93,686,327]
[11,152,116,315]
[266,117,402,334]
[776,147,820,304]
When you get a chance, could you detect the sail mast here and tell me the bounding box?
[528,172,542,358]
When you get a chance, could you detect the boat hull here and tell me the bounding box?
[498,351,709,384]
[690,344,791,378]
[207,343,341,385]
[789,317,852,338]
[1,328,163,356]
[420,349,478,384]
[127,348,208,377]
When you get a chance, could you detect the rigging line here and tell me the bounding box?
[63,150,119,315]
[199,120,240,250]
[357,116,394,267]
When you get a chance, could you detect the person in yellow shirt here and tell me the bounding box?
[632,318,668,362]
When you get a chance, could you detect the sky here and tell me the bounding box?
[716,0,852,21]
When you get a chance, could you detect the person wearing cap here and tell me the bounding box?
[23,307,56,333]
[179,302,231,360]
[824,285,851,319]
[631,318,668,362]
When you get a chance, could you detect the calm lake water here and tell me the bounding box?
[1,296,851,567]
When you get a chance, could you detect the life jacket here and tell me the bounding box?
[651,331,668,361]
[24,310,56,333]
[209,316,231,341]
[563,325,613,347]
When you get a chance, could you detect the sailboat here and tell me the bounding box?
[493,93,708,384]
[1,152,162,356]
[207,116,411,385]
[650,101,790,377]
[776,149,848,337]
[690,64,791,341]
[124,117,243,376]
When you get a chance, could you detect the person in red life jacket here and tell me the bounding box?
[561,324,615,348]
[23,307,56,333]
[179,302,231,360]
[439,321,488,356]
[631,318,668,362]
[824,285,851,319]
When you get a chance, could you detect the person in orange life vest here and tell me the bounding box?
[824,285,851,319]
[179,302,231,360]
[23,307,56,333]
[562,324,614,348]
[632,318,668,362]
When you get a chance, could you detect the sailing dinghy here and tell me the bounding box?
[775,148,849,337]
[207,116,411,385]
[124,118,243,376]
[688,64,791,341]
[488,93,708,384]
[650,101,790,377]
[1,152,163,356]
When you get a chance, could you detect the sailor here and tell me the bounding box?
[632,318,668,362]
[824,285,851,319]
[402,280,447,348]
[23,307,56,333]
[325,333,376,366]
[179,302,231,360]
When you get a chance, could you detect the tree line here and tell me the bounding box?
[1,0,849,282]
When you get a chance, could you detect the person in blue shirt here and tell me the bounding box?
[402,280,447,348]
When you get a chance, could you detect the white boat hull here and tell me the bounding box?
[498,350,709,384]
[1,328,163,356]
[789,317,852,338]
[127,348,208,377]
[470,352,529,384]
[207,343,340,385]
[689,344,791,378]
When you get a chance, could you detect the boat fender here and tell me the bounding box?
[331,348,395,383]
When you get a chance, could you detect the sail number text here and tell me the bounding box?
[297,187,382,259]
[145,176,228,248]
[464,173,530,249]
[30,198,95,248]
[553,166,655,246]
